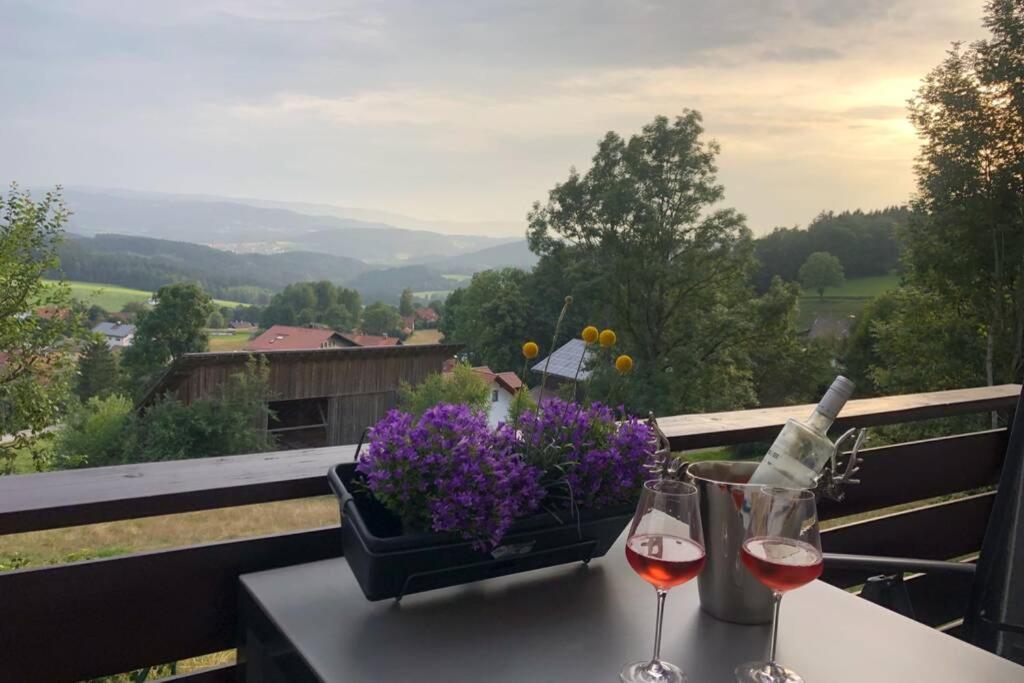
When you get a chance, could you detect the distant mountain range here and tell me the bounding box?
[58,187,530,267]
[49,187,539,305]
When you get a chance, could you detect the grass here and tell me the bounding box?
[207,330,255,351]
[413,289,454,300]
[796,273,901,330]
[0,497,339,570]
[441,273,471,282]
[44,280,242,311]
[404,329,443,345]
[809,273,900,299]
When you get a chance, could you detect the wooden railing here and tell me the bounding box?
[0,384,1018,682]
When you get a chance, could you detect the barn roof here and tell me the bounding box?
[247,325,354,351]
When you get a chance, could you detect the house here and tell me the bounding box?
[229,320,257,331]
[92,322,136,349]
[471,366,524,427]
[339,333,401,347]
[246,325,356,352]
[138,344,463,449]
[414,307,439,327]
[400,316,416,337]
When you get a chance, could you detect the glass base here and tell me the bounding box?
[735,660,804,683]
[621,659,686,683]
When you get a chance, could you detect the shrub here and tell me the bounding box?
[398,362,490,417]
[54,394,135,468]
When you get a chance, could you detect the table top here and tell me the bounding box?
[240,533,1024,683]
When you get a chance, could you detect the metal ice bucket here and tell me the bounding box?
[686,461,774,624]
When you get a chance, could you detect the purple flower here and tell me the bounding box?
[358,404,543,550]
[515,399,654,509]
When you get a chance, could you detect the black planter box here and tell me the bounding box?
[328,463,633,601]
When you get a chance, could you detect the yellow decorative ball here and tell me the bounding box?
[615,354,634,374]
[599,329,617,348]
[522,341,540,359]
[582,326,599,344]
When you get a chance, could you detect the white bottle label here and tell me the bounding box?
[752,445,818,488]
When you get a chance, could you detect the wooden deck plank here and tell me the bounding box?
[662,384,1019,449]
[0,444,357,535]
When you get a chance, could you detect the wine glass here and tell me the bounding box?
[621,479,706,683]
[735,487,823,683]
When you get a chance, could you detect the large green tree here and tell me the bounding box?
[399,288,414,317]
[0,185,80,472]
[528,111,792,414]
[75,335,119,401]
[122,282,213,391]
[260,281,361,330]
[897,1,1024,393]
[361,302,404,337]
[441,269,534,371]
[799,251,845,298]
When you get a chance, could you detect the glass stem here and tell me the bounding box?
[768,590,783,665]
[651,589,668,664]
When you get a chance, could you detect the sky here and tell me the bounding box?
[0,1,988,236]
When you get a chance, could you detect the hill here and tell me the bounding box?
[57,234,367,303]
[60,188,518,265]
[420,239,537,273]
[347,265,456,305]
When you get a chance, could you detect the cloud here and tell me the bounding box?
[760,46,843,63]
[0,0,991,233]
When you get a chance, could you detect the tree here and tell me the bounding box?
[75,335,119,401]
[122,282,213,392]
[399,288,414,317]
[121,300,148,317]
[54,394,135,469]
[207,310,226,329]
[398,363,491,417]
[361,302,404,337]
[528,111,784,414]
[260,281,361,331]
[898,2,1024,393]
[0,185,80,472]
[799,251,845,298]
[56,359,276,467]
[134,358,275,461]
[440,269,534,371]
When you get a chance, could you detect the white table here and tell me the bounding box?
[239,533,1024,682]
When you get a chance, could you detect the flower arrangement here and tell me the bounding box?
[356,300,652,550]
[357,404,544,550]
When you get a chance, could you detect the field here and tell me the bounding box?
[44,280,242,310]
[442,273,471,282]
[207,330,255,351]
[796,273,900,330]
[404,329,443,345]
[413,289,454,300]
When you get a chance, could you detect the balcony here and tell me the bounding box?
[0,384,1018,681]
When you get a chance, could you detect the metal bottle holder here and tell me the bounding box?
[644,414,868,624]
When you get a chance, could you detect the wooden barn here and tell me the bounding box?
[138,344,462,448]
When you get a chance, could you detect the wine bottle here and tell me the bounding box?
[747,376,855,488]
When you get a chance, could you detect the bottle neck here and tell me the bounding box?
[804,408,833,435]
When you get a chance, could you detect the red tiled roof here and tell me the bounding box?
[340,333,401,347]
[414,307,439,322]
[472,366,523,394]
[247,325,352,351]
[35,307,71,320]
